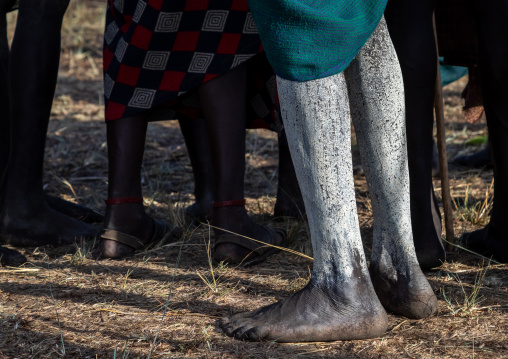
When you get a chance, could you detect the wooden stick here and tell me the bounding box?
[433,15,455,251]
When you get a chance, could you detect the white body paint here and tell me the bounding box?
[221,17,437,342]
[278,17,419,283]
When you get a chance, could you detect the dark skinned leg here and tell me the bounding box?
[178,118,214,222]
[199,64,285,264]
[180,117,304,221]
[460,0,508,263]
[0,16,24,264]
[0,12,9,179]
[0,0,98,247]
[385,0,446,270]
[0,8,102,225]
[97,115,161,259]
[273,130,305,219]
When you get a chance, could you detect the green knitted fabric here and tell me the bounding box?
[248,0,388,81]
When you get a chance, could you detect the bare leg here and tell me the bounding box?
[222,72,387,342]
[0,0,98,247]
[199,64,285,264]
[274,130,305,219]
[180,116,304,221]
[178,118,214,222]
[345,18,437,318]
[0,11,26,266]
[97,115,181,258]
[0,12,9,176]
[385,0,446,269]
[222,20,436,342]
[460,0,508,263]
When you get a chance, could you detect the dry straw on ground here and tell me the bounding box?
[1,1,507,358]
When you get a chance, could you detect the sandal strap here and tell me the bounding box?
[100,229,144,250]
[213,199,246,208]
[105,197,143,206]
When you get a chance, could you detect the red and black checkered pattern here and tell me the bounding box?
[103,0,279,130]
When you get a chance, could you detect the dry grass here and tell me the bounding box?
[1,2,508,358]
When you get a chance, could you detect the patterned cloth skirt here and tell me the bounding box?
[103,0,280,131]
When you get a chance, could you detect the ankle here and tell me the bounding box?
[211,199,250,230]
[104,197,151,235]
[212,199,246,217]
[194,191,214,205]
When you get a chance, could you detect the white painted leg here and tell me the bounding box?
[221,72,388,342]
[345,17,437,318]
[277,73,366,283]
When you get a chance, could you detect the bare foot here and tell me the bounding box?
[0,246,27,266]
[370,261,437,319]
[460,223,508,263]
[46,195,104,224]
[0,199,99,247]
[221,277,388,342]
[212,206,286,264]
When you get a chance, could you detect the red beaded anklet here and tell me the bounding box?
[212,199,246,208]
[104,197,143,206]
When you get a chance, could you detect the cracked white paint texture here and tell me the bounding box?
[277,18,418,285]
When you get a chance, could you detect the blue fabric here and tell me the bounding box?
[440,58,468,86]
[248,0,388,81]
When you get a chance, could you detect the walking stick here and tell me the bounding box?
[433,15,455,251]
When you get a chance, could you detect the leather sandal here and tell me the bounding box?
[98,197,183,258]
[212,199,288,266]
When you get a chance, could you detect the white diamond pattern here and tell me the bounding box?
[143,51,170,70]
[243,13,258,34]
[115,38,128,62]
[155,12,182,32]
[188,53,214,73]
[232,54,252,67]
[105,22,119,45]
[128,88,156,109]
[133,1,146,23]
[201,11,229,32]
[104,74,115,99]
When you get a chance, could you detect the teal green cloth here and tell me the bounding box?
[248,0,388,81]
[439,58,468,87]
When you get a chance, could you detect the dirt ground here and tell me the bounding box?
[1,2,507,358]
